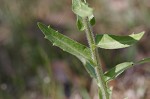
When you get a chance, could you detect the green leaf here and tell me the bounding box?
[76,15,95,31]
[104,62,134,82]
[73,0,95,31]
[136,57,150,64]
[89,14,95,26]
[83,61,96,78]
[38,22,92,62]
[76,15,85,31]
[37,22,96,78]
[95,32,145,49]
[72,0,93,18]
[104,57,150,82]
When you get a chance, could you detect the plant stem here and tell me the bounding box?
[83,17,109,99]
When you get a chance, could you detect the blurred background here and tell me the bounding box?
[0,0,150,99]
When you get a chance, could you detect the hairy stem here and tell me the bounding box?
[83,17,109,99]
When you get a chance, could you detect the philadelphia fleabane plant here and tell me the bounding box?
[37,0,150,99]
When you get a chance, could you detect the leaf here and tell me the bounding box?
[136,57,150,64]
[89,14,95,26]
[83,61,96,78]
[38,22,96,78]
[104,57,150,82]
[76,15,95,31]
[72,0,93,18]
[95,32,145,49]
[104,62,134,82]
[76,15,85,31]
[73,0,95,31]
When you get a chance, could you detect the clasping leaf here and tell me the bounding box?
[72,0,95,31]
[76,15,95,31]
[72,0,93,18]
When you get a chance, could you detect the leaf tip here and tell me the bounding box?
[37,22,42,28]
[37,22,46,31]
[37,22,40,25]
[37,22,51,36]
[139,31,145,36]
[137,31,145,40]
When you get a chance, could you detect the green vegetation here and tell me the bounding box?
[38,0,150,99]
[0,0,150,99]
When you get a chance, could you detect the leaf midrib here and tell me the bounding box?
[97,39,137,45]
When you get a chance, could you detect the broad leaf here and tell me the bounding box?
[38,22,96,78]
[104,62,134,82]
[72,0,93,18]
[96,32,145,49]
[104,57,150,82]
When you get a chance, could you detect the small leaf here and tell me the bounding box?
[96,32,145,49]
[72,0,93,18]
[104,62,134,82]
[76,15,85,31]
[76,14,95,31]
[76,15,95,31]
[38,22,96,78]
[136,57,150,64]
[104,57,150,82]
[89,14,95,26]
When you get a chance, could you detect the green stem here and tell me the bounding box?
[83,17,109,99]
